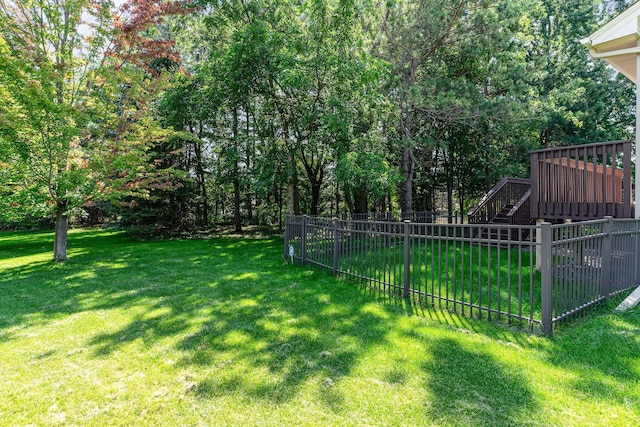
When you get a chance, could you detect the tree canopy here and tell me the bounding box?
[1,0,636,253]
[0,0,191,259]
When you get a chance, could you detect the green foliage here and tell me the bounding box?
[336,138,400,213]
[3,0,637,233]
[162,0,636,220]
[523,0,635,145]
[0,0,190,251]
[115,135,197,237]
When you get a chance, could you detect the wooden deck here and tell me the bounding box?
[530,140,634,220]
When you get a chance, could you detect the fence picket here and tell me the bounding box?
[403,220,410,299]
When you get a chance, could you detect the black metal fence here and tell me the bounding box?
[543,218,640,328]
[285,215,640,335]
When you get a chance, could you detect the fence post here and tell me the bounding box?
[636,219,640,285]
[403,220,411,299]
[301,215,307,266]
[284,215,289,261]
[601,216,613,299]
[541,222,553,336]
[333,219,339,275]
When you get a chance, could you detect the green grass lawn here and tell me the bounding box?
[330,236,542,324]
[1,229,639,426]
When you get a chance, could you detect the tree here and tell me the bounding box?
[380,0,468,213]
[524,0,635,146]
[414,1,537,217]
[137,0,637,226]
[0,0,190,261]
[158,75,213,227]
[378,1,534,216]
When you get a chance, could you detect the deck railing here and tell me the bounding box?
[530,140,633,220]
[508,189,533,226]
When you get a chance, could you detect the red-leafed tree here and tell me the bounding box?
[0,0,193,261]
[110,0,191,75]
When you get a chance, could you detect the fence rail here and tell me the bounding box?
[285,215,640,335]
[349,211,463,224]
[548,218,640,324]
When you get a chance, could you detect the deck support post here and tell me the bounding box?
[636,43,640,219]
[541,222,553,336]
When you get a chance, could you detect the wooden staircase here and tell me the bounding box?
[477,204,531,242]
[468,178,534,242]
[491,204,514,224]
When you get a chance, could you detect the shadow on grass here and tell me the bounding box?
[1,229,393,407]
[422,338,536,426]
[0,230,150,336]
[175,294,389,404]
[543,305,640,403]
[3,229,639,415]
[359,280,545,351]
[85,262,392,406]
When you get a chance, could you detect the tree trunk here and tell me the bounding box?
[277,184,283,229]
[335,184,340,218]
[287,152,300,215]
[214,155,221,220]
[234,177,242,232]
[287,180,300,216]
[446,171,454,224]
[308,169,323,216]
[245,109,254,223]
[400,58,417,214]
[354,190,368,214]
[402,144,414,213]
[300,149,324,216]
[539,128,548,148]
[310,181,321,215]
[345,190,355,216]
[232,109,242,233]
[193,139,208,227]
[53,203,68,262]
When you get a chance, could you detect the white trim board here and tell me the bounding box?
[615,285,640,311]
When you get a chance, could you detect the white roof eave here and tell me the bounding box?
[581,2,640,83]
[585,2,640,47]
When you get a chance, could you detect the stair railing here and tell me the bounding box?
[468,177,531,224]
[507,189,534,225]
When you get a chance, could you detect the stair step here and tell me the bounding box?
[491,205,513,224]
[491,218,510,224]
[467,177,531,235]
